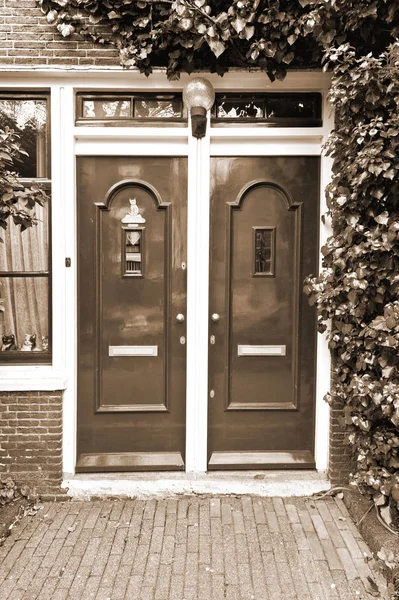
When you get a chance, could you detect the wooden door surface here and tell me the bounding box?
[76,157,187,471]
[208,156,319,469]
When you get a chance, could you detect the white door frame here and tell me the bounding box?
[0,70,332,476]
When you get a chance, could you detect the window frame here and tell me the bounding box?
[0,91,52,365]
[75,91,186,127]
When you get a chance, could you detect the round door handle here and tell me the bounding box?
[211,313,220,323]
[176,313,185,323]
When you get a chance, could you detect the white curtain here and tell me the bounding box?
[0,202,49,351]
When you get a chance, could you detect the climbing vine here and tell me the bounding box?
[35,0,399,517]
[0,127,48,234]
[37,0,398,81]
[305,42,399,524]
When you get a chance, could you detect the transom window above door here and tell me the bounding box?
[75,92,185,126]
[212,92,322,126]
[75,91,322,127]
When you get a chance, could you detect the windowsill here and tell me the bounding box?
[0,365,68,391]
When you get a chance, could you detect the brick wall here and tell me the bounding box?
[0,0,120,68]
[328,365,356,487]
[0,391,65,500]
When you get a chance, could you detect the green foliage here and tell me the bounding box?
[304,42,399,512]
[0,475,38,505]
[37,0,398,81]
[0,127,49,234]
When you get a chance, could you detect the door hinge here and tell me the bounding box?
[65,257,71,267]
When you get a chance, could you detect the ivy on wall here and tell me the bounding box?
[32,0,399,517]
[37,0,398,81]
[305,43,399,523]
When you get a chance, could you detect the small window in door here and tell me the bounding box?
[123,227,144,277]
[253,227,276,277]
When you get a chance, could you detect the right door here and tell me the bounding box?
[208,156,320,469]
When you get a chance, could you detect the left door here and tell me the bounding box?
[76,157,187,472]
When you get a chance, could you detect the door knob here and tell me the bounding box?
[211,313,220,322]
[176,313,185,323]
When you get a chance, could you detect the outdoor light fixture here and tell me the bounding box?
[183,77,215,139]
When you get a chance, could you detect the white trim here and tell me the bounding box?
[0,68,331,91]
[211,137,323,155]
[314,92,334,472]
[185,119,211,473]
[0,82,69,392]
[0,368,67,391]
[75,139,188,156]
[62,85,78,475]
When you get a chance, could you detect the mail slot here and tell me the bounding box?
[109,345,158,357]
[237,345,286,357]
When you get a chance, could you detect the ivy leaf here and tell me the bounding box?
[231,17,246,34]
[363,577,380,597]
[382,366,395,378]
[244,26,255,40]
[283,52,295,65]
[46,9,58,24]
[57,23,75,37]
[374,211,389,225]
[206,37,226,58]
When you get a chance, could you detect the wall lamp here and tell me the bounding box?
[183,77,215,139]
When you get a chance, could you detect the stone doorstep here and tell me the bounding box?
[62,470,330,500]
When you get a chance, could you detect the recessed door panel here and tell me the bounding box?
[77,157,187,471]
[208,156,319,469]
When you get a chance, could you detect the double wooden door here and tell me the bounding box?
[76,155,319,471]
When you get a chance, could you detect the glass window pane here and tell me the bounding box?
[216,99,264,118]
[0,276,49,353]
[134,99,182,118]
[267,96,316,119]
[254,228,275,276]
[124,229,142,275]
[0,198,49,272]
[82,99,131,119]
[0,99,48,178]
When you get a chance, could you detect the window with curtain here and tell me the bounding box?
[0,93,51,363]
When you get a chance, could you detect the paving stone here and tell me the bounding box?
[262,550,284,598]
[169,574,184,600]
[199,533,211,564]
[199,500,211,535]
[160,534,175,565]
[210,498,221,518]
[221,500,233,525]
[211,572,225,600]
[154,500,166,527]
[311,513,330,540]
[0,495,388,600]
[336,547,359,580]
[252,499,267,524]
[284,503,300,524]
[154,563,171,599]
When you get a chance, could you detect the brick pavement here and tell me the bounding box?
[0,496,389,600]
